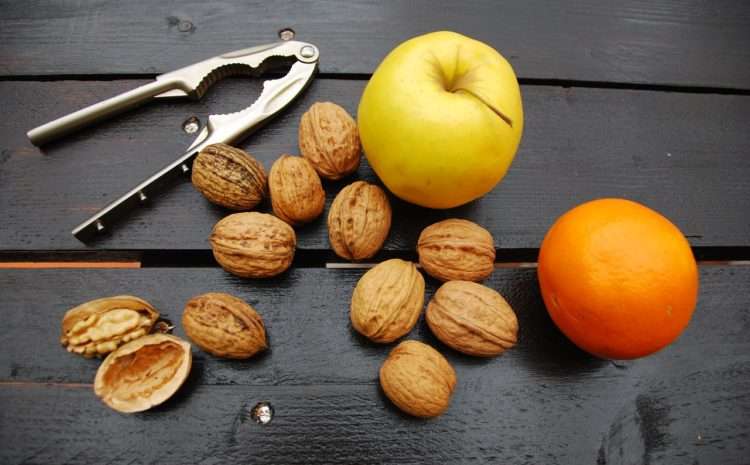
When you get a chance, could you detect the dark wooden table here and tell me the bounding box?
[1,2,749,464]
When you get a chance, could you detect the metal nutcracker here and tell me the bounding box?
[27,40,319,241]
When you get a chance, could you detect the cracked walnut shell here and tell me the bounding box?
[269,154,326,225]
[192,143,267,210]
[210,212,296,278]
[60,295,159,358]
[328,181,392,260]
[417,218,496,282]
[299,102,361,180]
[183,292,267,359]
[426,281,518,357]
[380,340,456,418]
[94,333,192,413]
[351,259,425,343]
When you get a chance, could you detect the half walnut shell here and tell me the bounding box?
[60,295,159,358]
[94,333,192,413]
[426,280,518,357]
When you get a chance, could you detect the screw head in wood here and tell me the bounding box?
[182,116,201,134]
[278,28,295,41]
[250,401,274,424]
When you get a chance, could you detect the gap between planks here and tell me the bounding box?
[2,73,750,96]
[0,260,748,270]
[0,246,747,269]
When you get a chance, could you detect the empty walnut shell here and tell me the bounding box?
[60,295,159,358]
[191,143,267,210]
[351,259,425,343]
[299,102,361,180]
[427,281,518,357]
[94,333,192,413]
[183,292,267,359]
[380,340,456,418]
[417,218,496,282]
[210,212,296,278]
[328,181,392,260]
[269,154,326,226]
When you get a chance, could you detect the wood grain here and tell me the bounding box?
[0,265,748,464]
[2,79,749,252]
[0,370,747,465]
[1,1,750,89]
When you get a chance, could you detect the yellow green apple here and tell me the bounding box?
[358,31,524,209]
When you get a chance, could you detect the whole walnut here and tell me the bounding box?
[351,259,425,343]
[328,181,392,260]
[210,212,296,278]
[426,281,518,357]
[299,102,361,180]
[417,218,496,282]
[183,292,267,359]
[191,143,267,210]
[380,340,456,418]
[269,154,325,226]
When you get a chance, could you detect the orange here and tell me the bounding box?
[537,198,698,359]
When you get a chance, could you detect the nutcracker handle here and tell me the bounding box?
[71,149,198,242]
[27,79,179,146]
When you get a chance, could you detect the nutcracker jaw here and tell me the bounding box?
[27,40,319,146]
[24,41,319,241]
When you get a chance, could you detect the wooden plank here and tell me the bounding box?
[1,264,748,463]
[2,364,748,465]
[1,266,747,388]
[0,267,544,385]
[1,79,749,251]
[1,1,750,89]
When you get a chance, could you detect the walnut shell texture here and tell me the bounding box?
[94,333,192,413]
[183,292,267,359]
[269,154,326,226]
[191,143,267,210]
[210,212,296,278]
[60,295,159,358]
[351,259,425,343]
[379,340,456,418]
[328,181,392,260]
[299,102,361,180]
[417,219,496,282]
[427,281,518,357]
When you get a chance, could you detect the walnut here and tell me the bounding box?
[299,102,361,180]
[426,281,518,357]
[94,333,192,413]
[269,154,326,226]
[60,295,159,358]
[417,218,496,282]
[183,292,267,359]
[191,143,267,210]
[210,212,296,278]
[379,340,456,418]
[350,259,425,343]
[328,181,392,260]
